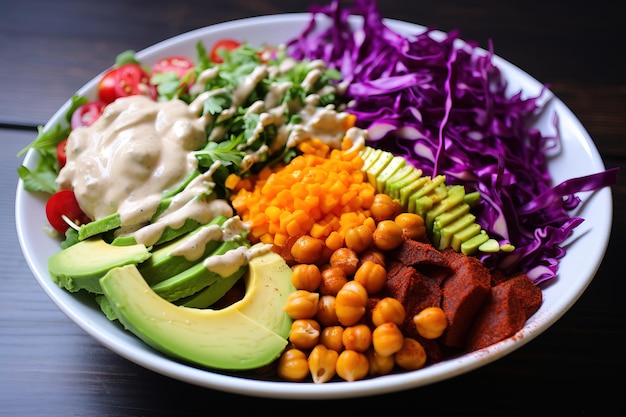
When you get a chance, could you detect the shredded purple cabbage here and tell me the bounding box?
[287,0,619,284]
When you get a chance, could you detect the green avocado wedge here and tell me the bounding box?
[138,215,228,285]
[149,239,247,301]
[175,270,244,309]
[48,238,151,294]
[99,249,295,371]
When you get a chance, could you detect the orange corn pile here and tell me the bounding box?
[230,137,377,248]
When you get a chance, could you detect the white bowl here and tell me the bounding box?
[15,13,613,399]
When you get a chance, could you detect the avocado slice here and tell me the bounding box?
[149,239,248,301]
[175,269,243,309]
[99,249,295,370]
[365,150,394,186]
[424,185,466,230]
[380,164,411,195]
[413,182,449,218]
[359,146,374,163]
[431,203,471,248]
[361,148,383,172]
[48,238,151,294]
[374,155,406,193]
[138,215,227,285]
[438,212,477,249]
[464,190,482,207]
[78,213,122,241]
[399,176,431,209]
[460,230,490,255]
[111,217,203,247]
[407,174,446,213]
[451,222,482,251]
[387,166,423,201]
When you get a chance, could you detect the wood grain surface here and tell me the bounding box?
[1,0,623,414]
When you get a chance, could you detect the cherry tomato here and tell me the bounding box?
[56,139,68,169]
[97,63,157,104]
[45,190,91,234]
[151,56,195,82]
[70,100,106,129]
[210,39,242,63]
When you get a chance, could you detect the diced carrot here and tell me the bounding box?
[260,233,275,245]
[229,137,377,247]
[273,232,288,246]
[225,173,241,190]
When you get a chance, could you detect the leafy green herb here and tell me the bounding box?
[203,93,230,116]
[17,149,58,194]
[151,72,184,100]
[195,41,211,70]
[114,50,141,67]
[194,136,246,170]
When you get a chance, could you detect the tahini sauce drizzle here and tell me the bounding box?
[57,95,210,223]
[170,215,250,262]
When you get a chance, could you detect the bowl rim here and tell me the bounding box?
[15,12,613,399]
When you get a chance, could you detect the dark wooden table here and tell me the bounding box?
[1,0,624,413]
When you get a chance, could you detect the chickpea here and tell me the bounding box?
[283,290,319,319]
[289,319,321,350]
[358,249,385,268]
[329,247,359,276]
[291,264,322,292]
[372,322,404,357]
[336,350,369,382]
[319,266,348,296]
[413,306,448,339]
[362,216,377,233]
[335,280,368,326]
[308,344,339,384]
[353,260,387,294]
[319,244,333,265]
[341,323,373,352]
[344,224,374,253]
[372,219,405,251]
[366,347,395,376]
[290,235,325,264]
[320,325,345,352]
[316,295,340,326]
[370,193,402,223]
[277,348,310,381]
[371,297,406,327]
[394,212,427,241]
[394,337,427,371]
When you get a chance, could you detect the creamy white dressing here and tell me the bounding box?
[57,95,210,221]
[203,243,273,277]
[284,104,363,150]
[169,214,249,262]
[170,223,224,262]
[301,68,323,91]
[188,67,219,96]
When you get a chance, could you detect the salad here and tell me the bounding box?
[16,0,618,383]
